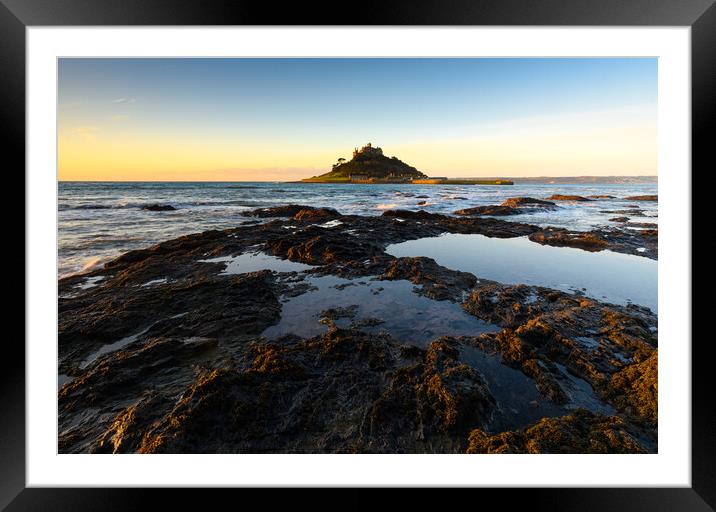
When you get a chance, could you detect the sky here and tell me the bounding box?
[58,58,657,181]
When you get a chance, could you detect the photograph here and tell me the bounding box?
[56,57,659,455]
[6,1,709,503]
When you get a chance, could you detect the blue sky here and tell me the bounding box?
[58,58,658,180]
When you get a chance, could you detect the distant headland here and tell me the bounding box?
[299,143,513,185]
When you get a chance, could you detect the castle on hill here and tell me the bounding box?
[352,142,383,158]
[301,142,513,185]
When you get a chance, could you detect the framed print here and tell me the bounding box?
[5,0,713,508]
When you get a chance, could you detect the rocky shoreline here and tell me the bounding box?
[58,204,657,453]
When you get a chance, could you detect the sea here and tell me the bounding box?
[58,180,657,279]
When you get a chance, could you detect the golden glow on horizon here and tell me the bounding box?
[58,106,657,181]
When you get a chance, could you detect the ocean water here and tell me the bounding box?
[58,181,657,277]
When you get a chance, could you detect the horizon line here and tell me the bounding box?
[58,175,658,183]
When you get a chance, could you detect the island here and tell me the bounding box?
[300,143,513,185]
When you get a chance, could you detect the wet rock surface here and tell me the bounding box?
[241,204,314,218]
[545,194,593,202]
[501,197,556,208]
[379,256,477,301]
[600,208,647,217]
[58,204,657,453]
[454,205,520,216]
[142,204,176,211]
[528,226,657,258]
[625,195,658,201]
[461,281,657,431]
[454,197,560,218]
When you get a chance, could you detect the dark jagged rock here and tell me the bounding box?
[545,195,592,202]
[466,409,647,453]
[142,204,176,211]
[264,225,381,265]
[455,197,558,216]
[59,271,282,375]
[628,222,658,229]
[529,226,657,258]
[625,195,657,201]
[293,207,341,221]
[76,204,113,209]
[609,217,630,223]
[243,204,319,218]
[379,256,477,301]
[529,228,608,251]
[500,197,556,208]
[60,335,219,453]
[588,195,616,199]
[382,209,445,220]
[454,205,519,216]
[600,209,645,216]
[437,216,541,239]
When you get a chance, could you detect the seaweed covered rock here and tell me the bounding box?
[466,409,646,453]
[545,195,592,202]
[380,256,477,301]
[529,228,609,251]
[603,352,658,422]
[463,283,546,327]
[78,330,496,454]
[368,337,496,450]
[264,225,380,264]
[624,195,657,201]
[293,207,341,221]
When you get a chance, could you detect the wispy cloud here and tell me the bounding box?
[109,114,130,121]
[111,97,136,104]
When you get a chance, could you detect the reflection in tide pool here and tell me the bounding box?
[459,346,614,432]
[199,252,315,275]
[387,233,657,313]
[263,275,498,345]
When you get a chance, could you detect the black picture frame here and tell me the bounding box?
[4,0,712,509]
